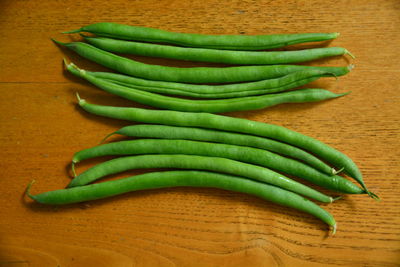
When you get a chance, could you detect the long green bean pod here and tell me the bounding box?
[69,154,335,203]
[64,22,339,51]
[72,67,346,113]
[54,40,350,83]
[66,61,335,99]
[105,124,334,175]
[83,35,352,65]
[26,170,337,233]
[66,62,348,95]
[72,139,363,195]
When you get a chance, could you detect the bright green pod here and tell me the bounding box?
[83,35,352,65]
[26,170,337,233]
[54,40,350,83]
[64,22,339,51]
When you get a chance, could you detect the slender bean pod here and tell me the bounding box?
[76,95,373,198]
[64,22,339,51]
[83,35,352,65]
[68,62,348,94]
[26,170,337,233]
[66,61,335,99]
[72,67,346,113]
[72,139,363,195]
[69,154,334,203]
[54,40,350,83]
[106,77,321,99]
[105,124,334,175]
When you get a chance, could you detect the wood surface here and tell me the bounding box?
[1,0,399,266]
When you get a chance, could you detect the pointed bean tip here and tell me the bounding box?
[331,224,337,235]
[79,33,91,39]
[345,49,356,59]
[334,91,350,98]
[62,28,82,34]
[25,180,36,199]
[51,38,67,46]
[331,196,343,202]
[369,191,381,201]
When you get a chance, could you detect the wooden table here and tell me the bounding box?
[1,0,399,266]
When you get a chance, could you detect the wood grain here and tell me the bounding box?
[1,0,399,266]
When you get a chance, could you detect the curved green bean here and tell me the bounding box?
[76,95,374,198]
[54,40,350,83]
[72,139,363,195]
[73,68,346,113]
[26,170,337,232]
[69,154,334,203]
[107,77,322,99]
[83,35,352,65]
[64,22,339,51]
[69,62,348,94]
[66,61,335,99]
[105,124,334,175]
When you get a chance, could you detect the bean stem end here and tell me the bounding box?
[345,49,356,59]
[331,224,337,235]
[25,180,37,200]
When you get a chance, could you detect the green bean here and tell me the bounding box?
[106,77,322,99]
[83,35,353,65]
[54,40,350,83]
[66,61,335,99]
[72,139,363,195]
[64,22,339,51]
[69,154,335,203]
[105,124,334,175]
[76,95,374,198]
[73,68,346,113]
[26,170,337,233]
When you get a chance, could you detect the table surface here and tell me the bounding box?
[1,0,399,266]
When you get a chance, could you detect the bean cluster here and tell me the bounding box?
[27,22,378,234]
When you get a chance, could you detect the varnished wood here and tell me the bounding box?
[1,0,399,266]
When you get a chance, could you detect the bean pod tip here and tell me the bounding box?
[331,224,337,235]
[51,38,68,46]
[344,49,356,59]
[62,28,82,34]
[25,180,37,201]
[75,92,86,107]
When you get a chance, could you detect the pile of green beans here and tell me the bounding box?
[52,22,354,112]
[26,23,376,236]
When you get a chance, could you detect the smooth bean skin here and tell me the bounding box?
[55,40,350,83]
[27,170,336,231]
[84,35,349,65]
[72,64,347,95]
[77,96,366,192]
[72,139,363,195]
[108,124,333,175]
[66,63,331,99]
[69,154,333,203]
[74,69,346,113]
[106,77,320,99]
[65,22,338,51]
